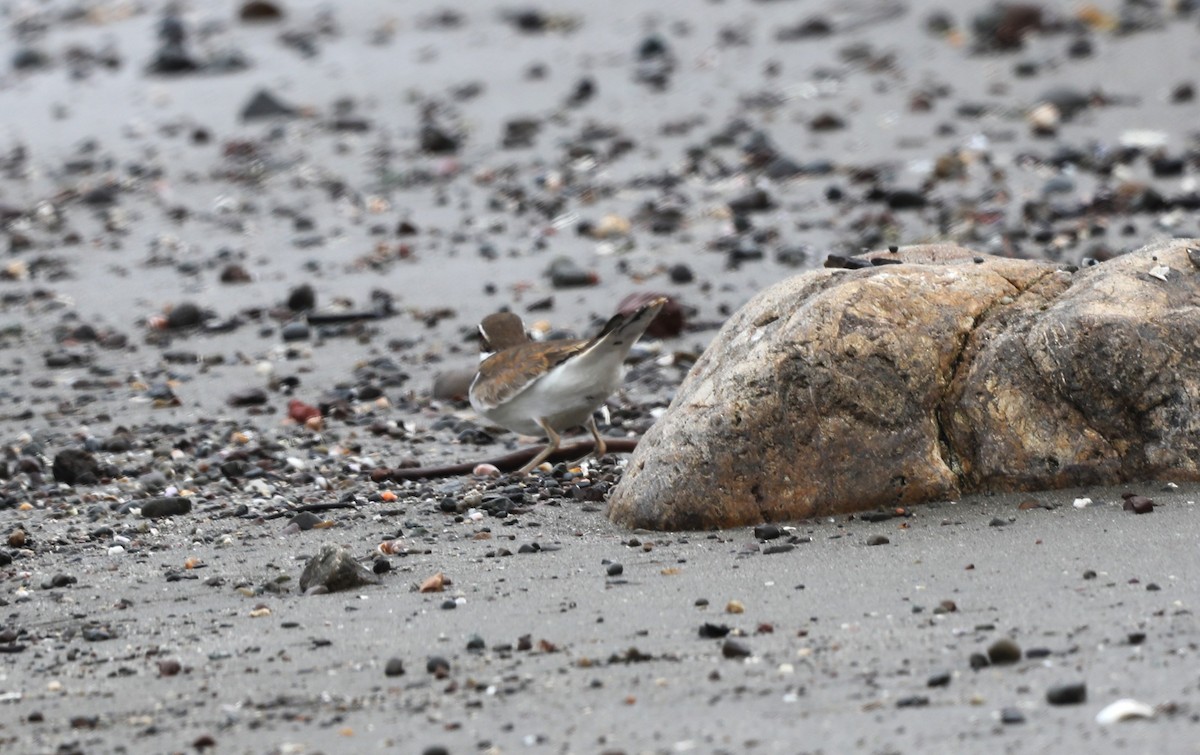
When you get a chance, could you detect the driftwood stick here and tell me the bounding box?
[379,438,640,481]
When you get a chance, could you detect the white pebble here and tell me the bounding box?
[1073,497,1092,509]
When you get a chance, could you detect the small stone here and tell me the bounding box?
[1122,494,1154,514]
[753,524,782,541]
[165,302,205,329]
[241,89,298,121]
[384,657,405,677]
[698,623,730,639]
[426,656,451,677]
[987,638,1022,665]
[240,1,284,22]
[866,535,889,546]
[668,264,694,284]
[727,188,774,214]
[547,256,596,288]
[140,497,192,519]
[287,284,316,311]
[606,563,624,577]
[969,652,990,670]
[280,321,311,341]
[721,638,751,659]
[1047,682,1088,705]
[927,671,952,688]
[299,544,381,593]
[725,600,744,614]
[8,529,26,547]
[1000,707,1026,724]
[419,572,447,593]
[288,511,323,531]
[52,449,101,486]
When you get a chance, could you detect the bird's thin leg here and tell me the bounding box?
[584,414,607,461]
[517,418,561,475]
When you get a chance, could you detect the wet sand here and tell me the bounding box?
[1,1,1199,753]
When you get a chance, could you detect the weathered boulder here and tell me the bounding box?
[608,239,1200,530]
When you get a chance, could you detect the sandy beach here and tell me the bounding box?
[1,1,1199,753]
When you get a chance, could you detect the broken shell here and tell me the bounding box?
[1095,698,1155,725]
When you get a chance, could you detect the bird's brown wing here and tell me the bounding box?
[470,339,587,410]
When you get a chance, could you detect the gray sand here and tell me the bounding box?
[1,1,1199,753]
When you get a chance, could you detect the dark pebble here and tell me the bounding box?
[606,563,624,577]
[280,321,311,341]
[866,535,889,546]
[1122,494,1154,514]
[969,652,990,670]
[241,88,298,121]
[987,638,1022,665]
[227,388,268,407]
[721,638,751,659]
[699,623,730,639]
[668,264,694,283]
[165,302,205,329]
[288,511,323,531]
[1127,632,1146,645]
[927,671,952,687]
[1000,706,1026,724]
[753,524,782,541]
[140,497,192,519]
[287,284,316,311]
[896,695,929,708]
[547,256,595,288]
[426,656,451,677]
[1046,682,1087,705]
[384,657,405,677]
[727,188,774,214]
[52,449,101,486]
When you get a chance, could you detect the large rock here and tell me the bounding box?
[608,239,1200,530]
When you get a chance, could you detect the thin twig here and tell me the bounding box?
[379,438,640,480]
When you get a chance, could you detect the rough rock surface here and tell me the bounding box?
[608,239,1200,530]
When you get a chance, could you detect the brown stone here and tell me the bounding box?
[607,240,1200,530]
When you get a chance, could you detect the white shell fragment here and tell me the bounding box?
[1147,265,1171,281]
[1095,698,1155,725]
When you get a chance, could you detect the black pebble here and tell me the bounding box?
[753,524,782,541]
[1046,682,1087,705]
[721,639,751,659]
[699,623,730,639]
[140,497,192,519]
[287,284,316,311]
[927,671,952,687]
[384,657,404,677]
[987,638,1022,665]
[606,563,624,577]
[426,656,451,676]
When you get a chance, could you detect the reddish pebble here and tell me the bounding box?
[287,399,321,424]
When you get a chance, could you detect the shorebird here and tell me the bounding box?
[469,297,666,475]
